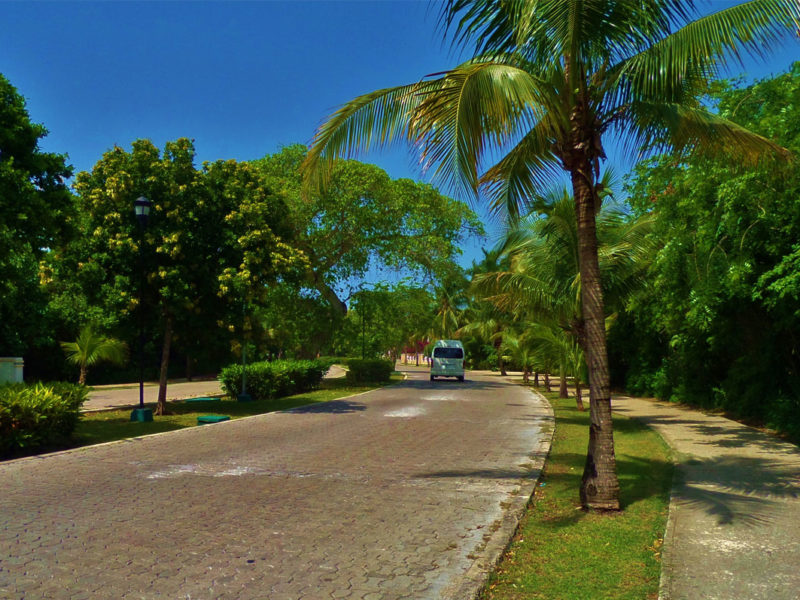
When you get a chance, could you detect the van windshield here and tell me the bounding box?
[433,347,463,359]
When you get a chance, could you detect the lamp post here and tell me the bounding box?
[131,196,154,422]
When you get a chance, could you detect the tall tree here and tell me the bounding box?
[68,139,301,414]
[253,145,482,315]
[303,0,797,509]
[0,73,74,356]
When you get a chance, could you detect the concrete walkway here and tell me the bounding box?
[0,368,553,599]
[612,394,800,600]
[83,367,348,412]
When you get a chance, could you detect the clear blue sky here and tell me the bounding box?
[3,1,798,271]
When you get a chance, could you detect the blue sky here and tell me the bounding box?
[3,1,798,272]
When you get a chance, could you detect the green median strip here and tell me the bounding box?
[481,389,673,600]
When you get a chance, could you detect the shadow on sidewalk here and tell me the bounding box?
[674,454,799,526]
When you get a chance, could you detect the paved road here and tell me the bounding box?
[0,368,553,599]
[613,395,800,600]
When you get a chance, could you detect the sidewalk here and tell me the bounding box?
[82,366,348,412]
[612,394,800,600]
[83,379,224,411]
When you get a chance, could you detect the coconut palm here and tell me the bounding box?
[61,325,128,385]
[303,0,797,509]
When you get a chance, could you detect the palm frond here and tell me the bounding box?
[624,101,792,165]
[302,78,443,192]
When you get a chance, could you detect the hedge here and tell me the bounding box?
[0,382,88,457]
[219,359,328,401]
[345,359,394,384]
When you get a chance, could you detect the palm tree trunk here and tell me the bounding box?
[544,372,551,392]
[79,365,87,386]
[494,338,507,376]
[575,381,584,411]
[523,367,530,383]
[533,371,539,387]
[155,316,173,416]
[559,362,568,398]
[570,157,620,511]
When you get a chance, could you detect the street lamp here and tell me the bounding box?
[131,196,153,422]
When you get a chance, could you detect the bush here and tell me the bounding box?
[218,359,328,401]
[345,359,394,384]
[0,382,88,457]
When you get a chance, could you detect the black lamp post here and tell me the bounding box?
[131,196,154,422]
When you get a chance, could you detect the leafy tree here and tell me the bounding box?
[60,326,128,385]
[64,139,301,414]
[618,63,800,439]
[303,0,797,509]
[0,72,74,356]
[253,145,483,315]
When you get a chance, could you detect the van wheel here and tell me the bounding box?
[458,376,464,382]
[430,375,435,381]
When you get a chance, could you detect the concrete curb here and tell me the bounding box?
[441,384,555,600]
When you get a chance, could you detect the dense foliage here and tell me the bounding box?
[0,74,74,356]
[218,359,329,401]
[0,382,88,456]
[613,64,800,439]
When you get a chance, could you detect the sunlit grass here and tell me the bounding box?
[73,375,400,448]
[481,390,673,600]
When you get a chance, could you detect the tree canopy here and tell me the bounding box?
[0,72,74,355]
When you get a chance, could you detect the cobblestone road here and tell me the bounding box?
[0,369,552,599]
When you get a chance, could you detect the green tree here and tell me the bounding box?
[66,139,301,414]
[60,326,128,385]
[0,72,74,356]
[253,145,482,315]
[303,0,797,509]
[618,63,800,439]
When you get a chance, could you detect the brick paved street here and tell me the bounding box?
[0,369,552,599]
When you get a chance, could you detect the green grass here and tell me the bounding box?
[72,376,400,448]
[481,390,673,600]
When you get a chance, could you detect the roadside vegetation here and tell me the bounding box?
[482,389,673,599]
[59,376,400,455]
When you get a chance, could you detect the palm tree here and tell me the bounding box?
[303,0,797,510]
[61,326,128,385]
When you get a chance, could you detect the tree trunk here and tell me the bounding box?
[523,367,530,384]
[533,371,539,387]
[544,372,551,392]
[575,381,585,411]
[185,354,193,381]
[493,338,507,376]
[155,316,173,416]
[559,363,568,398]
[416,353,420,366]
[79,365,87,386]
[571,158,620,511]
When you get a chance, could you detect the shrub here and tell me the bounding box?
[0,382,88,457]
[219,359,327,401]
[345,359,394,384]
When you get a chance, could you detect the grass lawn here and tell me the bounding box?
[481,390,673,600]
[73,375,400,448]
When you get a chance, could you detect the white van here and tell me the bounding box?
[430,340,465,382]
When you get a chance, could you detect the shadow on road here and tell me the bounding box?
[290,400,367,414]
